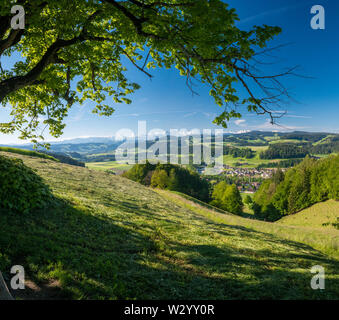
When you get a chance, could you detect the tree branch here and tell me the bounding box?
[0,36,84,102]
[101,0,164,39]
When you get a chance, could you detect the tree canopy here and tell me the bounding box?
[0,0,293,143]
[210,181,243,214]
[253,154,339,221]
[124,162,210,201]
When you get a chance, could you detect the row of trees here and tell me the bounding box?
[124,162,244,214]
[256,159,303,169]
[124,162,210,202]
[259,144,309,159]
[280,132,328,143]
[259,137,339,161]
[252,154,339,221]
[223,146,255,159]
[210,182,243,214]
[309,138,339,154]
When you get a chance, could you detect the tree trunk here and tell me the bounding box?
[0,271,13,300]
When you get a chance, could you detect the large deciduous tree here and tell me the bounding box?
[0,0,295,143]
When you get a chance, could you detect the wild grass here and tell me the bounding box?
[0,147,58,162]
[1,151,339,299]
[86,161,132,172]
[157,190,339,259]
[278,200,339,230]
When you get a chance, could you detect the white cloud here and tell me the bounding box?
[202,112,216,119]
[114,113,140,118]
[170,128,202,137]
[235,130,251,134]
[234,119,246,127]
[226,130,251,134]
[183,112,198,118]
[285,114,312,119]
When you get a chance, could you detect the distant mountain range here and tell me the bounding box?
[1,131,337,163]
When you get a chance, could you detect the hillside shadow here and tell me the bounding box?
[1,197,339,300]
[200,220,330,258]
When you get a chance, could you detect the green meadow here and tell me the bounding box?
[278,200,339,230]
[1,151,339,299]
[86,161,133,172]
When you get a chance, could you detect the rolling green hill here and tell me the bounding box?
[278,200,339,229]
[4,131,337,171]
[0,147,58,162]
[1,151,339,299]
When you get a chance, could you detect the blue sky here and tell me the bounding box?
[1,0,338,144]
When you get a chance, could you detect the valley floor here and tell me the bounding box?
[1,151,339,300]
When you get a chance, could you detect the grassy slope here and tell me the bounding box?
[0,147,58,161]
[86,161,132,172]
[278,200,339,229]
[158,191,339,258]
[1,151,339,300]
